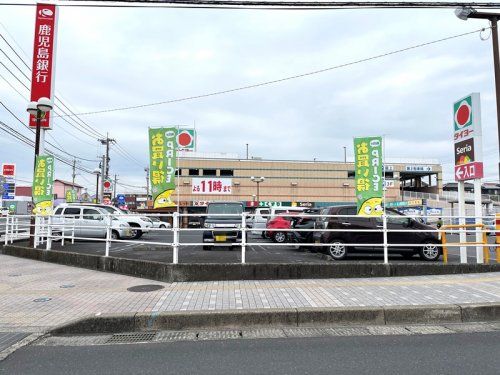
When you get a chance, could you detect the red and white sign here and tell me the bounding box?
[1,164,16,177]
[103,179,113,193]
[455,162,484,181]
[29,3,58,129]
[191,178,232,195]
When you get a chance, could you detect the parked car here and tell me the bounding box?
[250,206,306,238]
[188,216,203,228]
[52,205,132,240]
[202,202,245,250]
[289,208,322,246]
[149,216,171,230]
[65,203,152,239]
[313,205,441,261]
[0,207,8,217]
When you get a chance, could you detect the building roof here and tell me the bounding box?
[54,179,84,188]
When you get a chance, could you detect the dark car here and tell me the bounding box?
[202,202,244,250]
[289,208,321,246]
[312,205,441,261]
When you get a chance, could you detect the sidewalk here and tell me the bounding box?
[1,254,500,332]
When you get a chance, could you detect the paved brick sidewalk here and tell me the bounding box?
[1,254,500,332]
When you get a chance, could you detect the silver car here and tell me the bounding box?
[53,205,132,240]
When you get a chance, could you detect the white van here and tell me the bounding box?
[250,206,306,237]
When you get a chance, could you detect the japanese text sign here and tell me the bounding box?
[354,136,383,216]
[32,155,54,215]
[29,3,58,129]
[191,178,232,195]
[1,164,15,176]
[149,127,177,208]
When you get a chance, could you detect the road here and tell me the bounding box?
[1,331,499,375]
[12,229,498,264]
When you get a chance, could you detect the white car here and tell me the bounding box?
[52,205,132,240]
[0,207,9,217]
[149,217,172,230]
[65,203,153,239]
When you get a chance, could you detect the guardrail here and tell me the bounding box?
[2,212,499,265]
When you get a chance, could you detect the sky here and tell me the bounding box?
[1,1,499,195]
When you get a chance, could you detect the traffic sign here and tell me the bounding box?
[103,179,113,193]
[454,162,484,181]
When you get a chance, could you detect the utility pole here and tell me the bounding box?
[144,167,150,199]
[71,158,76,187]
[99,133,115,179]
[113,174,118,199]
[100,155,105,203]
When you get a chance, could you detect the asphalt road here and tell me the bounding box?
[1,332,499,375]
[13,229,497,264]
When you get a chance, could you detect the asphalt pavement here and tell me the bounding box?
[13,229,498,264]
[1,331,499,375]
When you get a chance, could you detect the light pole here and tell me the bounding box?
[93,168,101,203]
[26,97,53,247]
[456,7,500,180]
[250,176,265,202]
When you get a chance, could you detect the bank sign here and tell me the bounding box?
[453,93,483,181]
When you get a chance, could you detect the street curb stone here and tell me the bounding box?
[3,245,500,282]
[48,303,500,335]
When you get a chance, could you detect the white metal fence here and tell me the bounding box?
[2,212,499,265]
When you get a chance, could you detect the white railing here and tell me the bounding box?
[2,212,499,266]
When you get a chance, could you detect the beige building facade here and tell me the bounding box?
[175,156,443,208]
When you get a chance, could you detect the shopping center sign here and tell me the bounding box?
[29,3,58,129]
[191,178,232,194]
[453,93,483,181]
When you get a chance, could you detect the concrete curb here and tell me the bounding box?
[49,303,500,335]
[2,245,500,282]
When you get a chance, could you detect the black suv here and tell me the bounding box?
[202,202,244,250]
[312,205,441,261]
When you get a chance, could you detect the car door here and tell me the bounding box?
[338,208,378,252]
[81,208,106,238]
[386,210,414,250]
[62,207,82,237]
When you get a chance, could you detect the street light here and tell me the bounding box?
[93,168,101,203]
[250,176,265,202]
[26,97,53,247]
[456,6,500,179]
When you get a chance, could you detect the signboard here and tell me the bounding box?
[103,178,113,193]
[177,129,196,151]
[258,201,292,207]
[354,136,383,216]
[191,178,232,194]
[453,93,483,181]
[116,194,126,205]
[405,165,432,172]
[65,189,77,203]
[1,164,15,176]
[193,200,209,207]
[149,127,177,208]
[29,3,58,129]
[7,202,17,214]
[455,162,484,181]
[32,155,54,215]
[292,201,314,208]
[385,199,424,208]
[383,180,395,188]
[102,193,112,205]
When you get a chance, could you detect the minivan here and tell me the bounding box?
[313,205,441,261]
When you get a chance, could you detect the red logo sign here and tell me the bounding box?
[103,180,112,189]
[177,131,193,147]
[1,164,15,176]
[29,3,57,129]
[455,162,484,181]
[455,101,471,128]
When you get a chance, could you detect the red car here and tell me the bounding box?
[266,214,299,243]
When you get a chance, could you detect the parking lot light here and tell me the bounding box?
[250,176,265,202]
[456,7,500,179]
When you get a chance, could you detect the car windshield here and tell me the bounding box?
[101,206,119,214]
[207,204,243,216]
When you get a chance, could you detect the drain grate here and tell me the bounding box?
[106,332,157,344]
[60,284,75,289]
[127,284,164,293]
[33,297,51,303]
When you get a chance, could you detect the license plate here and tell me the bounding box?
[215,235,227,242]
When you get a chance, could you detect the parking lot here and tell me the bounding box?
[12,229,499,264]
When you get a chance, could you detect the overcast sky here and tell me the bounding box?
[1,1,499,194]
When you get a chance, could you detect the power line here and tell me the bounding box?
[53,27,489,118]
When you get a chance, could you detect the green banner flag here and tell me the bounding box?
[149,127,177,208]
[354,136,383,216]
[32,155,55,215]
[66,189,77,203]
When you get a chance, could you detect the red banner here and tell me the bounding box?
[29,3,58,129]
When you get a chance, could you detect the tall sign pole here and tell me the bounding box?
[453,93,484,263]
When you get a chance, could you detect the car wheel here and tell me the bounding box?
[111,230,120,240]
[273,232,286,243]
[131,229,143,239]
[419,241,440,261]
[203,245,210,251]
[159,224,166,229]
[261,232,266,239]
[328,240,348,260]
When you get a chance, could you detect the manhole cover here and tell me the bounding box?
[127,284,164,293]
[8,274,21,277]
[60,284,75,289]
[33,297,52,303]
[106,332,157,344]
